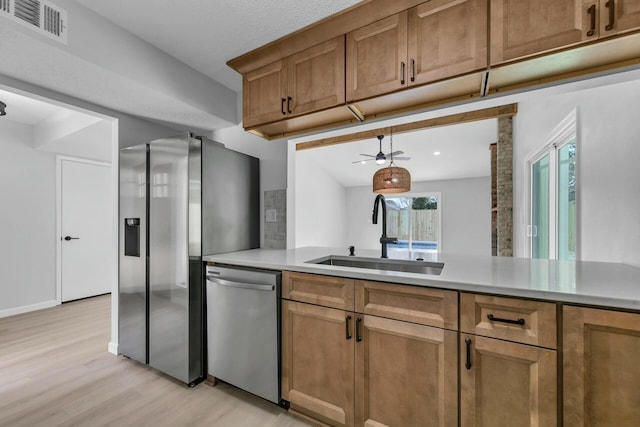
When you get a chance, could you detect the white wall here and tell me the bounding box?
[0,120,57,315]
[295,150,347,248]
[345,177,491,255]
[0,0,237,130]
[512,78,640,265]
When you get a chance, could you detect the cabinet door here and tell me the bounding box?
[408,0,487,86]
[460,334,557,427]
[355,280,458,330]
[282,271,354,311]
[490,0,589,65]
[346,11,408,101]
[598,0,640,37]
[355,315,458,427]
[563,306,640,426]
[242,60,287,128]
[287,36,345,118]
[281,300,355,427]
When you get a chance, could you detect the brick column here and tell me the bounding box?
[497,117,513,256]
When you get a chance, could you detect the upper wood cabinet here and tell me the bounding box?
[346,12,409,102]
[490,0,640,65]
[242,36,345,128]
[408,0,487,86]
[347,0,487,102]
[595,0,640,38]
[242,61,286,128]
[563,305,640,426]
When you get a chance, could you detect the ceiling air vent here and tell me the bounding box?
[0,0,67,44]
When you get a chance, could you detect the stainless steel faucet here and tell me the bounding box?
[372,194,397,258]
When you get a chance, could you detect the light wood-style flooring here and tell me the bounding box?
[0,295,314,427]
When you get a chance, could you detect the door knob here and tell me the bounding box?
[63,236,80,241]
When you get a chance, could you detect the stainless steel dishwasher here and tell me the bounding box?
[206,264,281,404]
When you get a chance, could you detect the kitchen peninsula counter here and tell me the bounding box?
[203,246,640,311]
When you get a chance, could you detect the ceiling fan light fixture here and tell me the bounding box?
[0,101,6,116]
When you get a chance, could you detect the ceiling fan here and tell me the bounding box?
[353,135,410,164]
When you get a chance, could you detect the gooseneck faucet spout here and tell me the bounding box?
[372,194,398,258]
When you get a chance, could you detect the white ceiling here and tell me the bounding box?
[298,119,497,187]
[74,0,364,93]
[0,88,69,125]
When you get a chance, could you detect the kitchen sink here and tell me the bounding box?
[306,255,444,275]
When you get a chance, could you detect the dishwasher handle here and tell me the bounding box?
[206,276,275,292]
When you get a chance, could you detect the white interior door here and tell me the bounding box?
[60,158,112,302]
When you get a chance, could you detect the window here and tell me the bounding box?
[385,193,441,253]
[528,111,577,260]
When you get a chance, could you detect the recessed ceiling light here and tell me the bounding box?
[434,151,441,156]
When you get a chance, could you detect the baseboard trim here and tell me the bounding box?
[108,341,118,355]
[0,300,58,319]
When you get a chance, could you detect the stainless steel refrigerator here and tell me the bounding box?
[118,134,259,385]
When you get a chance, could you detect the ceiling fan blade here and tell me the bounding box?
[384,150,404,156]
[352,158,374,164]
[393,157,411,161]
[359,154,376,158]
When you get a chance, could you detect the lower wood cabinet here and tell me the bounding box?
[282,299,458,427]
[460,334,557,427]
[563,305,640,426]
[356,315,458,427]
[281,300,354,426]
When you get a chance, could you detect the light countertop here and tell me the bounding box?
[203,247,640,311]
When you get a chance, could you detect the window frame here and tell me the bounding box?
[525,110,578,260]
[385,191,442,254]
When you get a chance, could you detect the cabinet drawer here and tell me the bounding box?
[282,271,354,311]
[460,293,557,348]
[355,280,458,330]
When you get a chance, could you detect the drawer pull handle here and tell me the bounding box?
[356,316,363,342]
[346,315,352,340]
[465,338,472,370]
[281,98,286,115]
[587,4,596,36]
[605,0,615,31]
[287,96,292,114]
[487,314,525,326]
[400,62,406,85]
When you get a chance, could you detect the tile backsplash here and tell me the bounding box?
[264,189,286,249]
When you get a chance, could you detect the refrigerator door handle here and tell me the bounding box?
[206,276,275,292]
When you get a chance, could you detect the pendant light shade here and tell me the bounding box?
[0,101,6,116]
[372,131,411,194]
[373,165,411,193]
